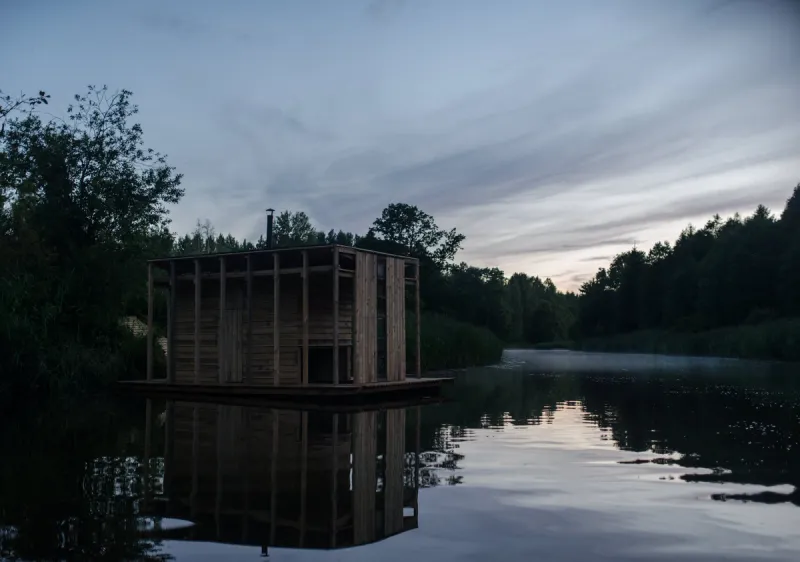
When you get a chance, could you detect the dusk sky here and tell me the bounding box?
[2,0,799,290]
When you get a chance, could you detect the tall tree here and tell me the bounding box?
[0,86,183,392]
[273,210,318,247]
[367,203,465,266]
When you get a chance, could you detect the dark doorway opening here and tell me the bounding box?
[307,347,351,384]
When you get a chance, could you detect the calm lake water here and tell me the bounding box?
[2,350,799,561]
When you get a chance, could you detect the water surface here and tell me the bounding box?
[2,350,799,561]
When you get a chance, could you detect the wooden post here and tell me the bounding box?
[302,251,309,385]
[246,256,253,384]
[330,412,338,548]
[333,246,340,384]
[415,260,421,378]
[218,257,226,384]
[352,254,360,384]
[146,263,154,380]
[167,262,176,383]
[273,253,280,386]
[194,259,201,384]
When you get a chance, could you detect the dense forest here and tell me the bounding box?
[574,188,800,359]
[1,86,798,396]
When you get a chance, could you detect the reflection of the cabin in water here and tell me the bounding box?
[148,401,421,552]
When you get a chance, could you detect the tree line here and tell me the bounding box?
[578,193,800,337]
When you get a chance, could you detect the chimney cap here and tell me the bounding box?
[266,208,275,214]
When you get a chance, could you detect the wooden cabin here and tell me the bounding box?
[135,244,444,398]
[140,400,421,551]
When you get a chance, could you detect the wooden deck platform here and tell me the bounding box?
[117,376,453,404]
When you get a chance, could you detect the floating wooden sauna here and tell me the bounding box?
[126,244,451,399]
[139,400,422,550]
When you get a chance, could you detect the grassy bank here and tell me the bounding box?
[532,318,800,362]
[408,312,504,371]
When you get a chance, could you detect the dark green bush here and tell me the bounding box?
[407,311,504,371]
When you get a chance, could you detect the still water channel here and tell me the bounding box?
[1,350,799,561]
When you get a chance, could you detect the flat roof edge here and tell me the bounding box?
[147,244,419,264]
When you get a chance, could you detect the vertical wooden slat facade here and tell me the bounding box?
[194,259,202,383]
[246,256,253,384]
[385,258,407,382]
[148,245,417,388]
[332,247,340,384]
[415,260,422,378]
[168,262,176,383]
[147,263,154,380]
[218,258,226,384]
[273,254,280,386]
[353,252,377,384]
[302,251,309,385]
[219,276,244,383]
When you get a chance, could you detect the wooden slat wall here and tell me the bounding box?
[385,258,407,382]
[352,410,377,545]
[353,253,377,384]
[176,280,221,384]
[174,274,353,386]
[384,408,406,535]
[219,282,244,383]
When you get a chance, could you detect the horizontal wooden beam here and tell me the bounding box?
[172,265,334,281]
[153,265,409,285]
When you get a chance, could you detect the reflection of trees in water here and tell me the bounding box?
[420,367,800,505]
[578,372,800,501]
[0,400,171,561]
[404,424,465,488]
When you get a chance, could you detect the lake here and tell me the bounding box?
[1,350,799,561]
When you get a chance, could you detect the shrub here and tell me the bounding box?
[407,311,504,372]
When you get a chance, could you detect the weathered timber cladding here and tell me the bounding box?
[174,273,353,385]
[385,258,406,382]
[354,253,377,384]
[219,282,244,383]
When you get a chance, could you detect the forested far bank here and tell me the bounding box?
[572,184,800,361]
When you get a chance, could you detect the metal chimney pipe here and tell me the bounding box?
[266,208,275,248]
